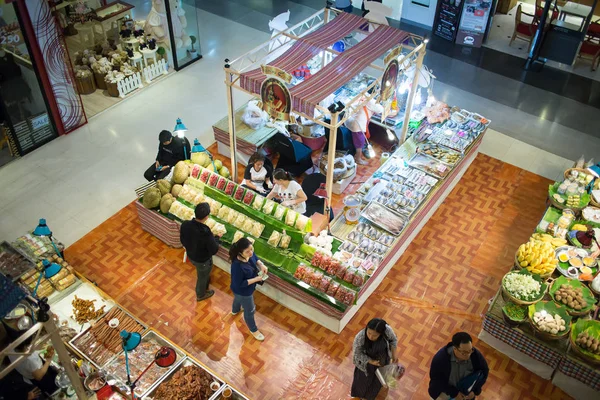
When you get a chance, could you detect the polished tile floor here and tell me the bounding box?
[65,154,572,400]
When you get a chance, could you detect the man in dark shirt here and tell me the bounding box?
[144,130,191,181]
[429,332,489,400]
[180,203,220,301]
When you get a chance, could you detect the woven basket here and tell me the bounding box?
[569,334,600,365]
[501,285,545,306]
[564,168,589,180]
[514,252,555,279]
[94,72,107,90]
[501,306,526,327]
[529,319,570,341]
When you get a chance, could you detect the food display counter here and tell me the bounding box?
[479,168,600,399]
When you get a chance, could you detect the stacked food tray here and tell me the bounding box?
[69,306,147,368]
[103,331,185,398]
[144,357,224,400]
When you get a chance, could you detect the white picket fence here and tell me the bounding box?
[143,59,168,84]
[117,73,143,98]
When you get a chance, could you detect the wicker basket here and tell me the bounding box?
[564,168,589,180]
[106,81,120,97]
[94,72,107,90]
[501,285,545,306]
[529,319,570,341]
[320,150,355,181]
[569,334,600,365]
[75,74,96,95]
[501,305,527,327]
[514,252,555,279]
[547,194,587,213]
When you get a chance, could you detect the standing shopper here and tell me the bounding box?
[351,318,398,400]
[229,238,268,341]
[180,203,220,301]
[428,332,489,400]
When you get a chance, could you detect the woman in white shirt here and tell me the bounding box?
[241,153,273,194]
[267,169,308,215]
[8,339,57,395]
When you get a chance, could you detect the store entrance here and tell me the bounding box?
[52,0,201,118]
[0,3,58,168]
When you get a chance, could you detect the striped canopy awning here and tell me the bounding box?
[290,25,409,116]
[240,12,365,94]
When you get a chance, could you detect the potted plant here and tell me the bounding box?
[189,36,198,57]
[157,46,166,61]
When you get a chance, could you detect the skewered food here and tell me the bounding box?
[152,365,216,400]
[72,296,106,325]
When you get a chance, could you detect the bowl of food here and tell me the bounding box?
[570,319,600,365]
[501,302,527,326]
[84,372,106,392]
[558,252,570,263]
[528,301,571,341]
[569,258,583,268]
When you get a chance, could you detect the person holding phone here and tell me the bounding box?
[351,318,398,400]
[229,238,268,341]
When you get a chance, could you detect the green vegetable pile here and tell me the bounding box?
[503,302,527,321]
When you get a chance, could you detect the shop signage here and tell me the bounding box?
[383,45,402,66]
[432,0,464,42]
[261,65,292,84]
[379,59,399,120]
[455,0,492,47]
[0,22,23,46]
[260,65,292,121]
[30,113,50,130]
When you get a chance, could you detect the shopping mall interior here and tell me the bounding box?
[1,0,600,399]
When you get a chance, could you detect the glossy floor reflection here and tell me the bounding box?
[66,154,572,400]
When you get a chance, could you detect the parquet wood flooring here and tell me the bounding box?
[66,154,572,399]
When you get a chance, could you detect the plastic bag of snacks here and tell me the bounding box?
[335,264,348,280]
[318,275,332,292]
[293,263,309,280]
[326,280,340,297]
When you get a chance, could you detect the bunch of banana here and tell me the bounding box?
[571,224,588,232]
[517,238,558,276]
[531,233,567,249]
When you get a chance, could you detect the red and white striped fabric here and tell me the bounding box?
[240,12,365,94]
[290,25,409,116]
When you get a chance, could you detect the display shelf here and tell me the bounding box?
[214,130,484,332]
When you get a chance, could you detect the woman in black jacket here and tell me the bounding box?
[428,332,489,400]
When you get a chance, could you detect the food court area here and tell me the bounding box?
[486,0,600,76]
[1,5,600,400]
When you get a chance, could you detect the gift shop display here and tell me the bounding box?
[481,165,600,398]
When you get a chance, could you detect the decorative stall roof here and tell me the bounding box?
[240,12,365,94]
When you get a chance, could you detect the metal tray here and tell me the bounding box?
[143,357,224,400]
[0,241,36,281]
[361,202,406,236]
[69,306,148,369]
[103,331,186,399]
[408,153,451,180]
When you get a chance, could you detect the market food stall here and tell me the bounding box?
[131,7,490,333]
[479,166,600,399]
[1,231,251,400]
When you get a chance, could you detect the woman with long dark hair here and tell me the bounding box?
[351,318,398,400]
[266,168,308,215]
[229,238,268,341]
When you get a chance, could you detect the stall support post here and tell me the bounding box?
[400,49,425,144]
[325,112,339,211]
[225,61,238,182]
[45,319,87,398]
